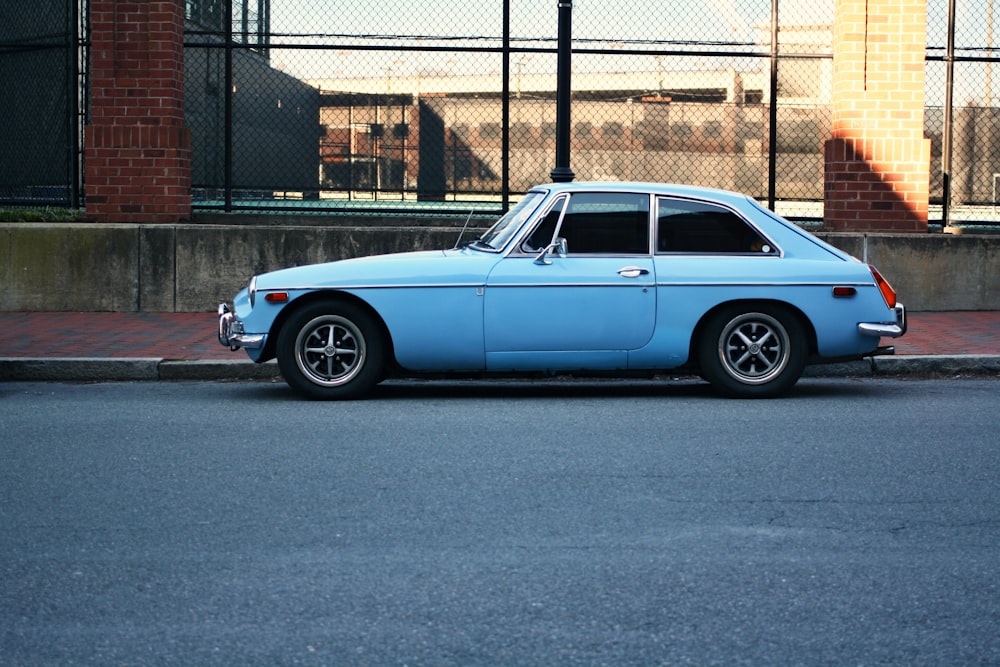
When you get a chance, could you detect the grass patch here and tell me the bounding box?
[0,208,85,222]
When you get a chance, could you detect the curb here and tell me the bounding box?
[1,356,998,383]
[159,359,282,381]
[872,354,1000,375]
[803,354,1000,377]
[0,358,280,382]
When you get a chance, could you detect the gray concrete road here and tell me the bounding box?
[1,377,998,665]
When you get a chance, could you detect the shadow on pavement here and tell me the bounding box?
[218,375,892,402]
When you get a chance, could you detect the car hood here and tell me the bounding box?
[253,248,498,290]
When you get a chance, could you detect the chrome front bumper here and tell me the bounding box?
[217,303,264,350]
[858,304,907,338]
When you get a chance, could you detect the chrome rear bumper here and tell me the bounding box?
[217,303,264,350]
[858,304,907,338]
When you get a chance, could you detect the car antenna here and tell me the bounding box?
[453,209,475,249]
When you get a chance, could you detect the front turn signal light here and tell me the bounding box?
[869,265,897,308]
[264,291,289,303]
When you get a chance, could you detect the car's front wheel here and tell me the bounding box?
[276,300,385,400]
[698,304,807,398]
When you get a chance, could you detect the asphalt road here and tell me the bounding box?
[1,377,998,666]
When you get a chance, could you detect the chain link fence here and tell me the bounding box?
[0,0,83,207]
[186,0,831,215]
[2,0,999,224]
[926,0,1000,220]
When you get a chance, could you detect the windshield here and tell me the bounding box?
[476,190,547,251]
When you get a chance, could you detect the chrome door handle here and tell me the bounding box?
[617,266,650,278]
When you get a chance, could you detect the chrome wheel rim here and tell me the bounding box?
[717,312,790,385]
[294,315,367,387]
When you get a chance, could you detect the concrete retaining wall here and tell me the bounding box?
[816,232,1000,311]
[1,219,996,312]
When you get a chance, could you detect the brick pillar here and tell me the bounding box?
[824,0,930,231]
[85,0,191,223]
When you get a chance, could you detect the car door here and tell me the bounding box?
[648,195,784,364]
[483,191,656,371]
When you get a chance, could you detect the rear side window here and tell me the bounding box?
[656,197,776,255]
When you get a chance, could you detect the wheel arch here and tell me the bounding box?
[689,298,818,367]
[263,290,395,364]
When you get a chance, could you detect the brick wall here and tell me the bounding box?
[824,0,930,231]
[84,0,191,223]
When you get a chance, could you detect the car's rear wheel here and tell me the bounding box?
[698,304,806,398]
[276,300,385,400]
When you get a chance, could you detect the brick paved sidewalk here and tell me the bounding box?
[0,310,997,361]
[0,312,231,360]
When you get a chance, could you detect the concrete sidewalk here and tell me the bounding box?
[0,311,998,382]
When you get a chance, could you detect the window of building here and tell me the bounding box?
[479,123,501,140]
[602,122,624,138]
[673,123,694,140]
[511,122,535,142]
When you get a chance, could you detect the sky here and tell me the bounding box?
[264,0,818,78]
[254,0,996,105]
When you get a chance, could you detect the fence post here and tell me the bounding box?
[224,0,234,212]
[941,0,956,226]
[502,0,511,209]
[766,0,779,211]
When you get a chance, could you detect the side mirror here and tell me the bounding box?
[533,237,568,265]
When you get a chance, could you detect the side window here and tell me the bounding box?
[656,197,776,254]
[557,192,650,254]
[520,197,565,253]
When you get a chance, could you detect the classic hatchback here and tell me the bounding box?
[218,182,905,399]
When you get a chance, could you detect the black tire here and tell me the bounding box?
[276,300,385,400]
[698,304,807,398]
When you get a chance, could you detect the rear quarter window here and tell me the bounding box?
[656,197,777,255]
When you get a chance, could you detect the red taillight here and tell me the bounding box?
[869,265,897,308]
[264,291,289,303]
[833,286,857,298]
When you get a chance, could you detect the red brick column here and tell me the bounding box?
[824,0,930,231]
[85,0,191,223]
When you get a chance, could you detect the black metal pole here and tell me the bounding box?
[550,0,575,182]
[70,0,80,208]
[224,0,234,212]
[767,0,778,210]
[942,0,956,228]
[502,0,511,208]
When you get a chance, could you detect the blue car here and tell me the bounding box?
[218,182,905,399]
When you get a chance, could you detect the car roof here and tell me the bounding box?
[526,181,852,261]
[531,181,753,206]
